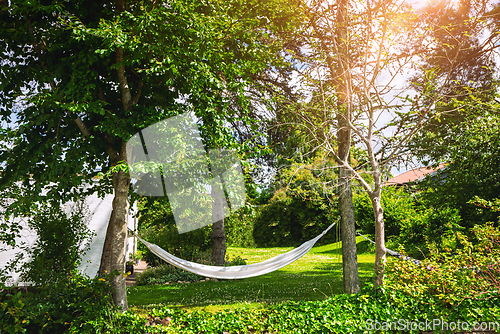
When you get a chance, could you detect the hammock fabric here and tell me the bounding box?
[136,222,336,279]
[356,232,423,266]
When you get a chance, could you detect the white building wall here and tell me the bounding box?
[0,192,137,286]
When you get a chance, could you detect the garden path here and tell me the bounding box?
[126,260,148,287]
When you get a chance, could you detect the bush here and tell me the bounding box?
[354,186,414,237]
[224,205,257,247]
[252,160,340,247]
[19,200,94,288]
[385,223,500,305]
[354,187,466,258]
[0,272,118,334]
[253,192,339,247]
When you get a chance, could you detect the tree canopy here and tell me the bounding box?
[0,0,301,309]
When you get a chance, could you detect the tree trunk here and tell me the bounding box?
[370,188,386,288]
[210,152,227,266]
[334,0,360,294]
[100,0,134,308]
[339,167,360,294]
[99,140,130,311]
[109,167,130,311]
[337,124,360,294]
[212,219,226,266]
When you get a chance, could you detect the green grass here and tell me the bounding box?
[127,237,375,312]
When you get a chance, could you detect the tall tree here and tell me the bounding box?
[334,0,360,294]
[284,0,498,287]
[0,0,300,309]
[410,0,500,163]
[409,0,500,229]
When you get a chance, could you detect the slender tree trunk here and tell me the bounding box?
[370,185,386,288]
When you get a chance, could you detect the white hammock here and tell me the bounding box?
[136,222,336,279]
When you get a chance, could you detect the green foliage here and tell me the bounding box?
[19,200,94,288]
[121,288,499,334]
[253,192,338,247]
[224,205,257,248]
[137,197,212,267]
[253,161,339,247]
[0,185,22,250]
[354,187,468,258]
[6,284,497,334]
[386,223,500,306]
[416,110,500,228]
[469,196,500,213]
[0,0,301,201]
[0,272,118,334]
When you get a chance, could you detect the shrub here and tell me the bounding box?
[253,159,340,248]
[253,190,339,247]
[385,223,500,305]
[354,187,466,258]
[354,186,415,237]
[19,200,94,288]
[112,286,500,334]
[137,197,213,267]
[224,205,257,247]
[0,272,118,334]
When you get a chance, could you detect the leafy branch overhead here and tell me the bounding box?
[0,0,303,309]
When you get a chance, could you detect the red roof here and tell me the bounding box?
[385,163,446,186]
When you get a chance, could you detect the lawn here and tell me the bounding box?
[127,237,375,312]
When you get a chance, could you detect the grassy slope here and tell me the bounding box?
[127,237,375,312]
